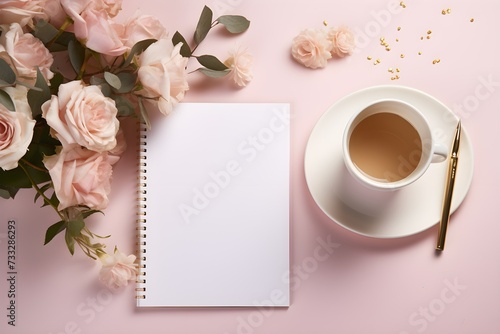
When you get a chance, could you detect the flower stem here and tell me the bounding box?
[20,159,49,173]
[18,161,64,220]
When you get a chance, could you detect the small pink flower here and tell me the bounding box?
[42,80,119,153]
[0,86,35,171]
[291,28,332,69]
[98,247,138,289]
[224,48,253,87]
[0,23,54,85]
[328,26,356,57]
[43,144,118,210]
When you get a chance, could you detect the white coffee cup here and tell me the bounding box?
[340,99,447,214]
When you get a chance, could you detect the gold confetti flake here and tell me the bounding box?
[396,68,400,73]
[386,47,391,51]
[400,54,405,58]
[470,18,475,22]
[396,38,399,42]
[447,8,452,14]
[420,36,424,40]
[418,51,422,55]
[427,30,432,35]
[441,9,447,15]
[388,68,394,73]
[323,20,328,26]
[432,59,441,64]
[426,35,431,39]
[367,56,373,60]
[400,1,407,8]
[397,26,402,31]
[376,59,381,63]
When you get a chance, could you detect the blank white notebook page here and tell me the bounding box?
[137,103,290,307]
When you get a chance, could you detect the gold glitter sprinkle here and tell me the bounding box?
[470,18,475,22]
[397,26,401,31]
[442,10,447,15]
[386,47,391,51]
[388,68,394,73]
[400,54,405,58]
[426,35,431,39]
[396,68,400,73]
[391,77,396,80]
[376,59,381,63]
[400,1,407,8]
[396,38,399,42]
[432,59,441,64]
[420,36,424,40]
[323,20,328,26]
[367,56,372,60]
[418,51,422,55]
[447,8,451,14]
[427,30,432,35]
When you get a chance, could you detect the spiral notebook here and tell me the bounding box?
[136,103,290,307]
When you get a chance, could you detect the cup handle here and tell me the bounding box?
[431,143,448,163]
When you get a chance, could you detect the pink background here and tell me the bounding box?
[1,0,500,333]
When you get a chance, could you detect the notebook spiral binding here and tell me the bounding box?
[136,125,148,300]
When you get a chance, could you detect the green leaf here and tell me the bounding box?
[197,55,228,71]
[34,182,52,204]
[138,97,151,130]
[44,220,66,245]
[0,90,15,111]
[114,95,136,117]
[67,218,85,238]
[27,67,51,118]
[65,229,75,255]
[104,71,121,91]
[123,39,157,67]
[0,58,16,87]
[116,72,136,93]
[194,5,213,45]
[198,68,230,78]
[216,15,250,33]
[32,19,59,44]
[81,209,103,220]
[0,186,19,199]
[172,31,191,57]
[0,188,10,199]
[68,39,86,75]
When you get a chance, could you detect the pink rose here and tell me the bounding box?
[42,81,120,153]
[43,0,68,29]
[0,86,35,171]
[137,39,189,115]
[107,127,126,163]
[224,48,253,87]
[291,28,332,69]
[0,23,54,85]
[61,0,126,56]
[98,247,138,289]
[0,0,45,27]
[328,26,356,57]
[121,13,168,50]
[43,144,118,210]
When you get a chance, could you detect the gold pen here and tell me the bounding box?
[436,120,461,251]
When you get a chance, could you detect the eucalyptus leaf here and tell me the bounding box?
[99,83,112,97]
[0,90,15,111]
[197,55,228,71]
[0,189,10,199]
[216,15,250,33]
[114,95,136,117]
[90,76,105,86]
[116,72,136,93]
[65,229,75,255]
[44,220,66,245]
[82,209,103,220]
[0,58,16,87]
[198,68,230,78]
[123,39,157,67]
[172,31,191,57]
[194,5,213,45]
[104,71,121,91]
[68,39,85,75]
[27,67,51,118]
[67,217,85,238]
[32,19,59,44]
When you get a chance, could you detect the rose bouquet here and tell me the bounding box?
[0,1,251,288]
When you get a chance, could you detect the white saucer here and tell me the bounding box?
[304,85,474,238]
